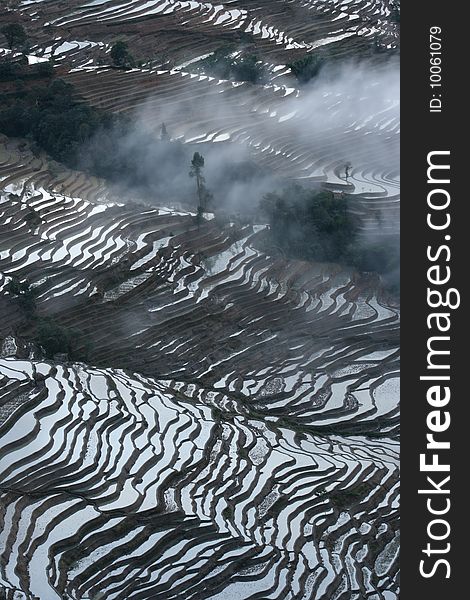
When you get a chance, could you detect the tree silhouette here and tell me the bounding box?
[2,23,27,50]
[160,122,170,141]
[190,152,204,206]
[189,152,212,214]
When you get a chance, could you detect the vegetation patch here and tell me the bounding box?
[328,481,376,511]
[260,185,358,264]
[5,278,90,360]
[193,46,267,84]
[260,185,399,290]
[287,53,326,84]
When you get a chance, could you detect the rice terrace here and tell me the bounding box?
[0,1,400,599]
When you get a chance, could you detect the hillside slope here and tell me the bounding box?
[0,2,399,599]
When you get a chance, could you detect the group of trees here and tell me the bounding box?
[6,277,89,359]
[287,53,326,85]
[110,41,134,68]
[0,78,115,165]
[260,185,399,290]
[194,46,267,84]
[35,318,82,359]
[260,186,357,264]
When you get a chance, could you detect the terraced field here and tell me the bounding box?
[0,360,399,600]
[1,1,399,599]
[3,0,399,229]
